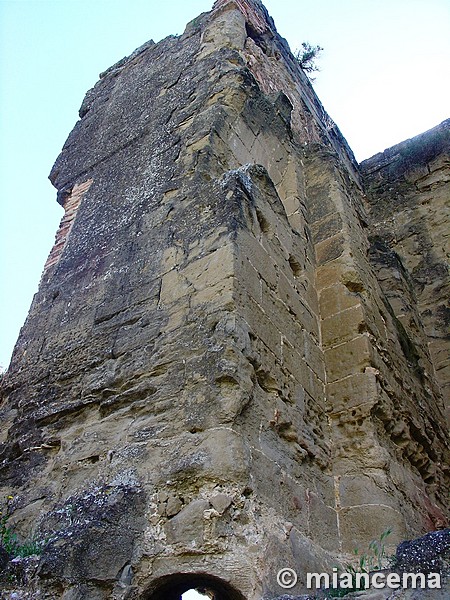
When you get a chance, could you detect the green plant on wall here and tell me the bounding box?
[326,528,394,597]
[348,527,393,573]
[294,42,323,74]
[0,496,47,560]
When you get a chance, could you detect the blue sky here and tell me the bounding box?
[1,0,449,369]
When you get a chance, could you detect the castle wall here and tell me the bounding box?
[0,1,448,598]
[361,120,450,420]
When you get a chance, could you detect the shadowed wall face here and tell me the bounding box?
[0,1,448,598]
[361,120,450,421]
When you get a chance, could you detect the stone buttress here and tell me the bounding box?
[0,1,448,598]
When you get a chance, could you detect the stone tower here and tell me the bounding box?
[1,1,448,598]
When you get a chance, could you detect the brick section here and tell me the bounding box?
[213,0,268,33]
[43,179,93,274]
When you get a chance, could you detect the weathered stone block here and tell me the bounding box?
[321,304,366,348]
[240,294,283,359]
[339,473,399,509]
[238,230,279,290]
[315,256,360,290]
[164,499,210,546]
[311,212,344,244]
[236,256,263,305]
[325,335,373,382]
[319,282,361,319]
[210,493,233,515]
[327,372,378,414]
[339,504,408,554]
[315,232,346,265]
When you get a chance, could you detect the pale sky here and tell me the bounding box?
[0,0,449,369]
[183,591,208,600]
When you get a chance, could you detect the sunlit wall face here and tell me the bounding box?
[1,0,449,373]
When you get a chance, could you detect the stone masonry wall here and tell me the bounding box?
[305,144,448,550]
[361,120,450,421]
[0,1,448,599]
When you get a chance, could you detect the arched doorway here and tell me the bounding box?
[144,572,246,600]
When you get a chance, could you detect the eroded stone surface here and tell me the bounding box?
[0,1,448,598]
[361,120,450,421]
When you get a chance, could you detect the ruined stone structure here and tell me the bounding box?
[0,1,448,598]
[361,121,450,422]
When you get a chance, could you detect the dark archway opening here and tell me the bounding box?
[145,572,246,600]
